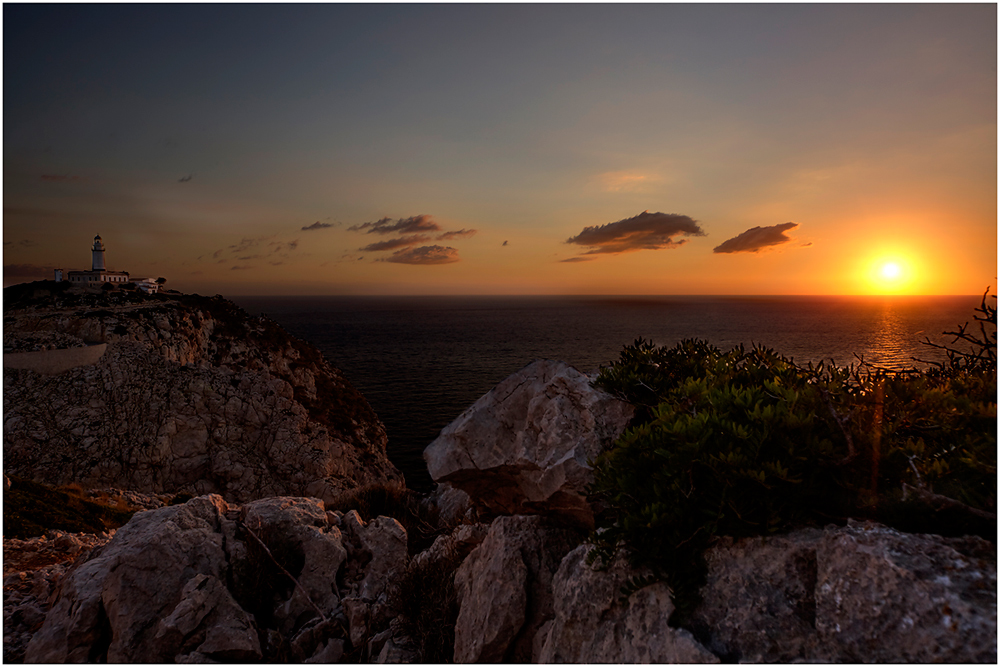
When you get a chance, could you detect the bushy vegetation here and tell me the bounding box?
[3,476,136,538]
[587,291,997,622]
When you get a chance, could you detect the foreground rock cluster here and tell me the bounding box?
[3,286,996,663]
[16,494,996,663]
[3,282,401,504]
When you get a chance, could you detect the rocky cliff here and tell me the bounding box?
[4,336,995,663]
[3,281,402,503]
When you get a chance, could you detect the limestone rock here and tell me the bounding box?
[691,520,997,663]
[339,511,409,602]
[153,573,260,662]
[4,285,402,503]
[240,497,347,634]
[815,521,996,663]
[424,359,633,528]
[453,515,579,663]
[540,544,718,663]
[24,495,232,663]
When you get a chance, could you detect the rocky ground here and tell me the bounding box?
[3,284,995,663]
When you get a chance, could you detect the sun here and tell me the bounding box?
[880,262,902,281]
[865,256,915,294]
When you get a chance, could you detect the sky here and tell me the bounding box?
[3,3,996,296]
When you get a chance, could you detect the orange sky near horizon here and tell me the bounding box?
[3,5,996,297]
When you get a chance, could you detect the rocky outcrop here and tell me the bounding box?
[539,521,997,664]
[539,544,719,663]
[3,282,401,503]
[423,359,633,528]
[22,495,404,663]
[453,515,579,663]
[692,520,997,663]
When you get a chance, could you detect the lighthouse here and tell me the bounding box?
[58,234,130,285]
[92,235,106,271]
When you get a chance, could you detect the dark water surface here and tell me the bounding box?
[235,295,982,490]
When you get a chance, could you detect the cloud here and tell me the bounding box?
[566,211,705,255]
[301,221,334,231]
[379,245,460,265]
[178,174,193,183]
[3,263,56,278]
[712,222,799,254]
[436,229,477,240]
[349,215,441,235]
[230,265,253,270]
[559,256,596,263]
[360,235,430,252]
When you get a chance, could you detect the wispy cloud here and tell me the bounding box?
[379,245,460,265]
[559,256,595,263]
[713,222,799,254]
[360,235,429,252]
[349,215,441,235]
[566,211,705,255]
[436,229,477,240]
[301,221,334,231]
[230,265,253,270]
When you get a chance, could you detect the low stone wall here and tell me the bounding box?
[3,344,107,375]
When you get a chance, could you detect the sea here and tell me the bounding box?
[235,294,985,491]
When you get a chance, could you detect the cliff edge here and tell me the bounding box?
[3,280,402,503]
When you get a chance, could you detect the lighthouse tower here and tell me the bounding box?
[92,235,106,271]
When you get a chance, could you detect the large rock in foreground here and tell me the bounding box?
[423,359,633,527]
[540,520,996,664]
[3,283,402,503]
[692,519,997,663]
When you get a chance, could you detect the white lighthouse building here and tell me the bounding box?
[55,235,130,284]
[92,235,107,271]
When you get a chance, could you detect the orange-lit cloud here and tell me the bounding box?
[566,211,705,256]
[380,245,460,265]
[360,235,430,252]
[349,215,441,235]
[559,256,595,263]
[436,229,477,240]
[713,222,799,254]
[301,221,334,231]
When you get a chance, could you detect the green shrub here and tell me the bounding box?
[588,295,997,623]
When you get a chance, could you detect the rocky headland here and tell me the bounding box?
[3,280,401,503]
[4,282,996,663]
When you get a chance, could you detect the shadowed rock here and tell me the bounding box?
[424,359,633,528]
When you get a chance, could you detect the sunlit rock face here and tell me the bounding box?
[423,359,634,528]
[3,282,402,502]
